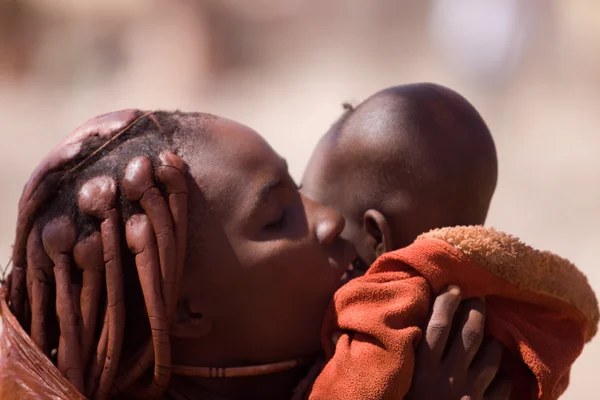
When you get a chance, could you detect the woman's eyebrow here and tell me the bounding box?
[248,177,282,217]
[259,177,282,201]
[249,158,289,216]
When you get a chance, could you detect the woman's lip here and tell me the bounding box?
[339,262,365,284]
[329,240,358,283]
[337,241,358,283]
[343,241,357,269]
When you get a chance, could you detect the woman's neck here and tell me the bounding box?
[164,365,310,400]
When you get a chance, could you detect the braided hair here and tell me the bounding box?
[5,109,206,398]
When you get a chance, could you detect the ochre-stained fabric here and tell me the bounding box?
[310,226,599,400]
[0,288,85,400]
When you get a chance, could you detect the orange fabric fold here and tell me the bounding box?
[0,288,85,400]
[310,228,598,400]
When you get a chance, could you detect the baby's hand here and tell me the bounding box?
[406,286,512,400]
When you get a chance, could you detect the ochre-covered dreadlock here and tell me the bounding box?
[6,110,190,398]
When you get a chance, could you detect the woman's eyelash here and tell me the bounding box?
[265,211,285,231]
[295,183,303,190]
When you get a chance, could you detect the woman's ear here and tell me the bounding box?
[363,209,393,258]
[170,299,213,339]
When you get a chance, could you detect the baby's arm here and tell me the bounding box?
[309,264,431,400]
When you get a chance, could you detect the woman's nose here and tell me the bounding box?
[303,195,345,245]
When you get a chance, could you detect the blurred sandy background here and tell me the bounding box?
[0,0,598,397]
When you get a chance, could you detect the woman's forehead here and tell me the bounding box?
[180,117,273,163]
[182,117,286,207]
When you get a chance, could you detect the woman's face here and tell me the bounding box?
[177,117,357,365]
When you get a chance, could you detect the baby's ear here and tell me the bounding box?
[363,209,393,258]
[170,299,213,339]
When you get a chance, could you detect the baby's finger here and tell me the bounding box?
[484,372,513,400]
[469,339,503,398]
[418,285,461,364]
[445,298,485,369]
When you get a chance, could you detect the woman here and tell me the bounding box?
[0,109,508,399]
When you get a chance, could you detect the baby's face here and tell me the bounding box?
[301,119,445,268]
[301,133,373,270]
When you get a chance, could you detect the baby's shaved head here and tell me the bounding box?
[302,83,497,264]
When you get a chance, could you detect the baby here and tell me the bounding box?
[301,83,599,399]
[301,83,498,269]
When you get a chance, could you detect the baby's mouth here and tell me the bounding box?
[340,257,367,283]
[351,256,369,272]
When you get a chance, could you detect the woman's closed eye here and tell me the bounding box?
[258,177,302,234]
[264,209,286,231]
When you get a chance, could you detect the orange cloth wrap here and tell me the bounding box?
[310,227,598,400]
